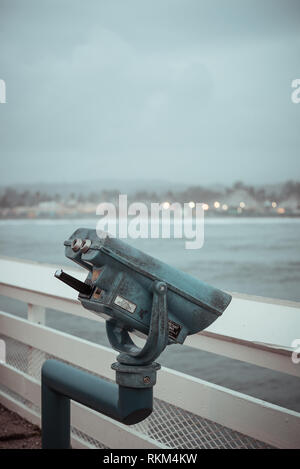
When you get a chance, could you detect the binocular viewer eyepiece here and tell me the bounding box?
[55,228,231,365]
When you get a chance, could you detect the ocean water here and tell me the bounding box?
[0,217,299,301]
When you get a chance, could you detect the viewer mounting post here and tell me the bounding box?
[41,359,156,448]
[41,280,167,449]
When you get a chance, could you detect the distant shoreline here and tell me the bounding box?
[0,213,300,221]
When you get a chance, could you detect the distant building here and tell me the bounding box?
[280,196,300,213]
[220,189,259,211]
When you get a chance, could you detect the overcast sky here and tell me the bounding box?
[0,0,299,187]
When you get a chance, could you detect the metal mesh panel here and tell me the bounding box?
[1,335,29,374]
[0,382,31,407]
[71,427,108,449]
[0,334,273,449]
[135,399,271,449]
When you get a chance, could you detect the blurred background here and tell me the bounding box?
[0,0,300,300]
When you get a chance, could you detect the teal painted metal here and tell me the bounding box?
[106,280,169,366]
[62,228,232,346]
[42,359,153,449]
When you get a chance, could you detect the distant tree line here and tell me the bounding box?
[0,181,300,209]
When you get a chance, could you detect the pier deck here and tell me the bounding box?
[0,403,41,449]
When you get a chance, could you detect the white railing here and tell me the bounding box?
[0,257,299,449]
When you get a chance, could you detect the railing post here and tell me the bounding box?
[27,303,46,325]
[0,339,6,363]
[27,304,46,378]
